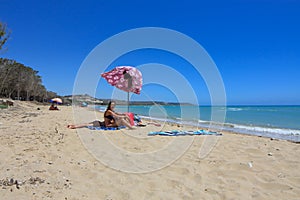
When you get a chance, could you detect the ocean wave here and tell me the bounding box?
[141,115,300,141]
[149,116,279,133]
[233,124,300,135]
[227,108,243,112]
[198,120,300,136]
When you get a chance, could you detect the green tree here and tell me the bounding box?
[0,58,51,101]
[0,22,10,50]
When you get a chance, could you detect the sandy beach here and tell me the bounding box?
[0,101,299,200]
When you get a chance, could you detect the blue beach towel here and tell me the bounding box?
[87,126,126,130]
[148,130,222,136]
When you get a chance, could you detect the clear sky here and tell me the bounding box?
[1,0,299,105]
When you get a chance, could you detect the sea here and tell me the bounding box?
[95,105,300,142]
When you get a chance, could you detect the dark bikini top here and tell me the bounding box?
[105,115,114,120]
[104,111,115,120]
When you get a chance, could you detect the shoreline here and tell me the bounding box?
[92,105,300,142]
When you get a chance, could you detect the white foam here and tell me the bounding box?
[233,124,300,135]
[227,108,243,111]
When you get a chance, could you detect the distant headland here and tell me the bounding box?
[64,94,193,106]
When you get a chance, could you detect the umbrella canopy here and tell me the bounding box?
[101,66,142,94]
[50,98,63,104]
[101,66,142,112]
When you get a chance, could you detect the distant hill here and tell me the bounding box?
[62,94,193,106]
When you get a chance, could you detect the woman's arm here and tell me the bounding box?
[109,110,126,118]
[112,110,127,116]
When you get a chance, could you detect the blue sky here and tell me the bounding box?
[1,0,299,105]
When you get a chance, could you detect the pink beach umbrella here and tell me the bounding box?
[101,66,142,111]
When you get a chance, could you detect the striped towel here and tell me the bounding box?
[148,130,222,136]
[87,126,126,130]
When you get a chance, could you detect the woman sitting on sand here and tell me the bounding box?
[49,103,59,110]
[104,101,135,129]
[67,101,135,129]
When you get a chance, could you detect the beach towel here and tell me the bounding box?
[87,126,126,130]
[148,130,222,136]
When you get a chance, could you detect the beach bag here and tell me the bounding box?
[125,112,135,126]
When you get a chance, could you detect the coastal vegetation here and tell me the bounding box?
[0,22,57,102]
[0,58,57,101]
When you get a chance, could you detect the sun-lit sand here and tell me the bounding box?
[0,101,299,199]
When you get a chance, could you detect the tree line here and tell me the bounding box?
[0,21,58,102]
[0,58,57,101]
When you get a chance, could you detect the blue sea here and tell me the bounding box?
[96,105,300,142]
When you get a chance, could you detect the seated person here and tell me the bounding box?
[49,104,59,110]
[104,101,135,129]
[67,101,135,130]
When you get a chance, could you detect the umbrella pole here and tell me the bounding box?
[127,92,129,113]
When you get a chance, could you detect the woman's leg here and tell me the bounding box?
[67,123,93,129]
[116,118,135,129]
[123,115,131,123]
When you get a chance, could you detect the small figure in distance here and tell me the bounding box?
[49,103,59,110]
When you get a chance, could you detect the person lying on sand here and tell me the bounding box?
[67,120,104,129]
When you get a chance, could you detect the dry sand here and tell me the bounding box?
[0,101,299,199]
